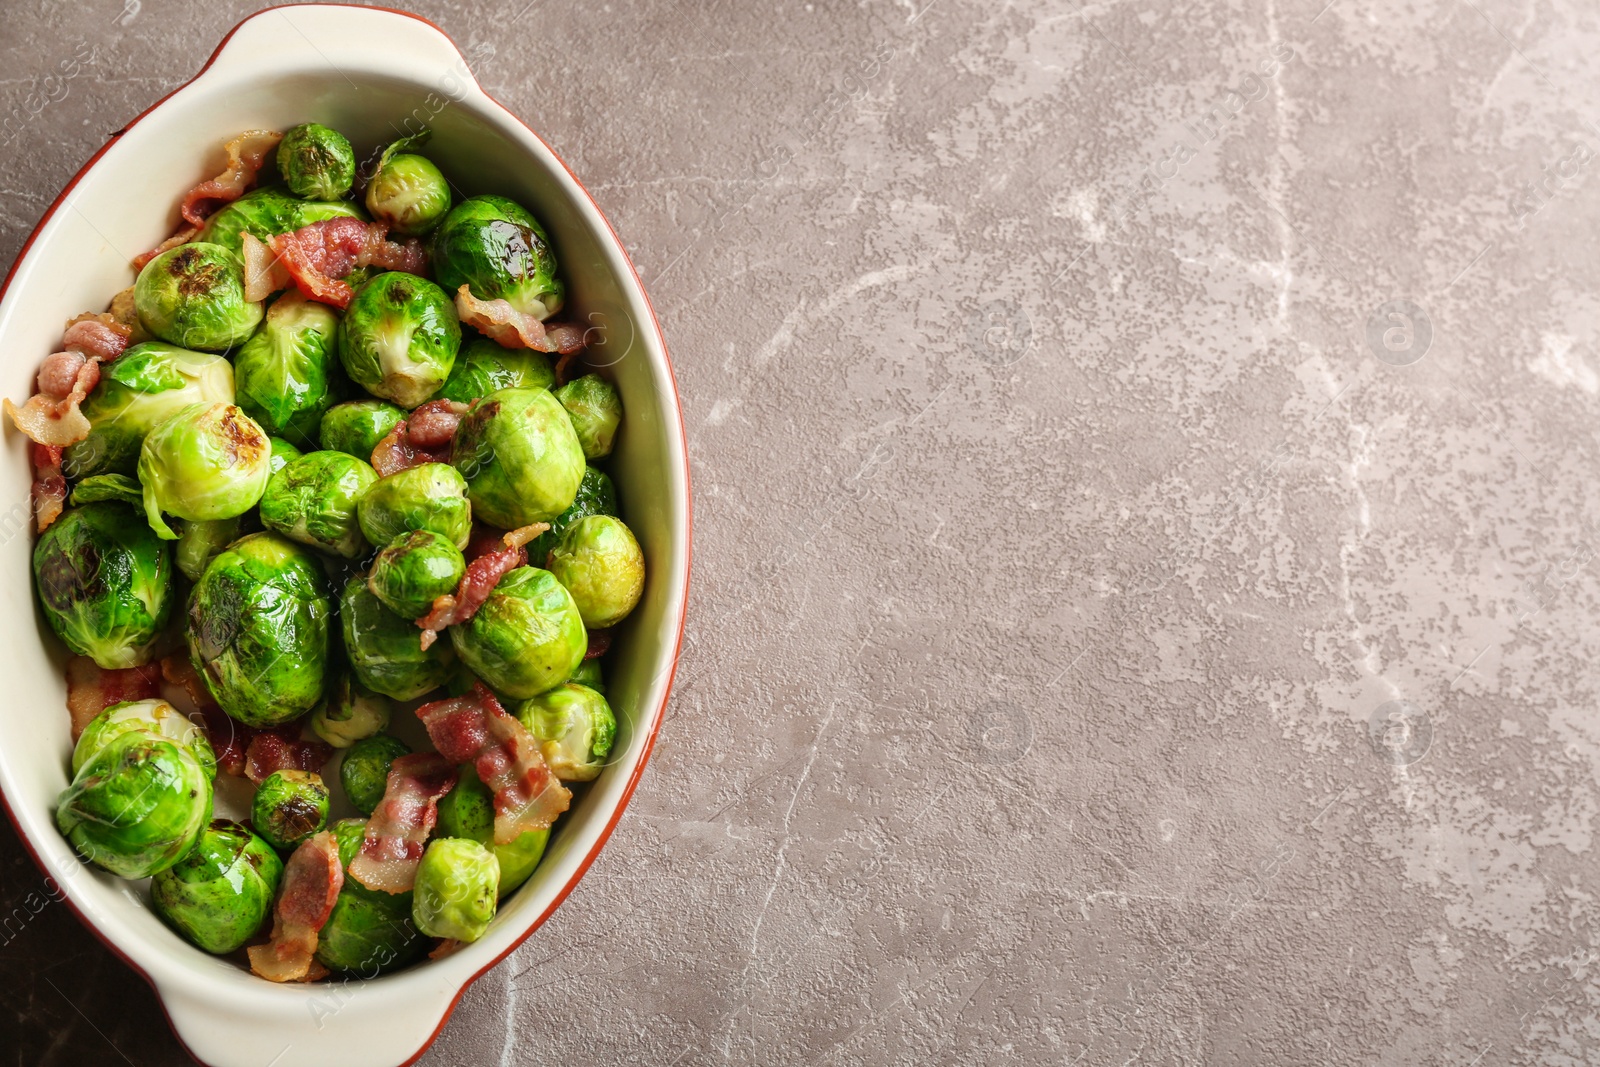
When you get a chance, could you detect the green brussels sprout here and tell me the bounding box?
[268,436,302,475]
[432,195,564,320]
[138,402,272,540]
[367,530,465,618]
[259,450,378,559]
[55,730,212,878]
[196,187,364,255]
[134,242,263,352]
[67,474,142,507]
[338,272,461,408]
[526,464,616,562]
[73,698,217,781]
[251,769,330,852]
[277,123,356,201]
[515,682,616,782]
[339,577,454,700]
[319,399,406,459]
[450,388,584,528]
[553,375,621,460]
[151,820,282,954]
[187,533,332,727]
[309,672,392,749]
[33,502,172,669]
[411,837,499,943]
[62,342,234,480]
[364,131,451,237]
[450,566,585,699]
[568,656,604,694]
[174,517,240,583]
[435,765,548,898]
[431,338,554,404]
[233,292,343,448]
[357,463,471,550]
[545,515,645,629]
[317,817,426,974]
[338,734,411,816]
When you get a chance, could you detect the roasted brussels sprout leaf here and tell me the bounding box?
[357,463,472,550]
[34,502,172,669]
[56,730,212,878]
[553,374,621,460]
[319,398,406,459]
[259,450,378,559]
[450,566,586,699]
[251,769,330,852]
[545,515,645,629]
[432,195,564,320]
[310,672,392,749]
[339,733,411,816]
[432,338,554,404]
[450,388,584,528]
[233,291,343,448]
[317,817,426,974]
[411,837,499,943]
[435,764,548,898]
[338,272,460,408]
[73,698,217,781]
[368,530,465,619]
[138,402,272,539]
[515,682,616,782]
[67,474,142,508]
[134,242,263,352]
[365,130,451,237]
[277,122,356,201]
[152,820,282,953]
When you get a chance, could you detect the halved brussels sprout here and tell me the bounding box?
[432,338,554,404]
[526,464,616,562]
[432,195,564,320]
[450,566,586,699]
[317,817,426,974]
[450,388,584,528]
[338,272,460,408]
[62,342,234,480]
[338,734,411,817]
[259,450,378,559]
[339,576,454,701]
[435,764,548,898]
[309,672,392,749]
[151,820,282,954]
[56,729,212,878]
[74,698,217,781]
[568,657,605,694]
[553,374,621,460]
[365,131,451,237]
[196,187,364,254]
[233,291,343,448]
[251,769,330,852]
[412,837,498,943]
[277,122,356,201]
[367,530,465,619]
[515,682,616,782]
[34,502,172,669]
[138,402,272,540]
[268,436,302,475]
[187,533,332,727]
[319,399,406,459]
[175,517,241,583]
[545,514,645,629]
[134,242,263,352]
[357,463,472,550]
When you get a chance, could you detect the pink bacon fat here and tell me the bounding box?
[347,752,458,894]
[250,218,427,309]
[416,682,571,845]
[248,831,342,983]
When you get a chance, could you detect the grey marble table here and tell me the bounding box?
[4,0,1599,1063]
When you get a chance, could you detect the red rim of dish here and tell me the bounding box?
[0,7,692,1066]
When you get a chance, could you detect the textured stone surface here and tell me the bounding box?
[4,0,1600,1063]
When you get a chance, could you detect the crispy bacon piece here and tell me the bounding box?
[241,232,290,302]
[244,727,332,785]
[5,315,132,453]
[266,218,427,310]
[248,831,341,983]
[64,657,162,741]
[347,753,458,894]
[368,400,466,478]
[159,654,253,776]
[180,129,282,227]
[585,629,612,660]
[62,315,131,363]
[414,526,542,649]
[455,285,548,351]
[132,224,198,271]
[29,442,66,533]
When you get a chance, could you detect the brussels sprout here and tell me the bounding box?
[339,734,411,816]
[319,399,406,459]
[515,682,616,782]
[545,515,645,629]
[134,242,263,352]
[450,566,585,700]
[365,131,451,237]
[233,292,343,448]
[251,770,330,852]
[367,530,465,618]
[317,817,426,974]
[526,465,616,562]
[277,123,356,201]
[175,517,240,583]
[553,375,621,460]
[67,474,142,507]
[568,656,605,694]
[339,577,454,700]
[138,402,272,540]
[435,765,548,898]
[432,195,564,320]
[357,463,471,550]
[73,698,217,781]
[187,533,332,727]
[450,388,584,529]
[268,436,302,475]
[196,187,364,254]
[432,338,555,404]
[55,730,212,878]
[62,342,234,480]
[33,502,172,669]
[151,820,282,954]
[310,672,392,748]
[338,272,460,408]
[412,837,499,943]
[259,450,378,559]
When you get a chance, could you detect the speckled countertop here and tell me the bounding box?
[4,0,1600,1063]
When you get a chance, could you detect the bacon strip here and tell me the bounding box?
[347,753,457,894]
[180,130,283,228]
[414,526,541,650]
[368,400,465,478]
[241,232,289,302]
[160,654,251,776]
[5,314,131,456]
[248,831,341,983]
[416,683,571,844]
[65,657,162,741]
[453,286,586,355]
[132,225,199,271]
[30,443,66,533]
[585,629,612,660]
[244,728,332,785]
[267,218,426,310]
